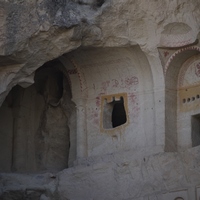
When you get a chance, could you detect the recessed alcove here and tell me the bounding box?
[165,49,200,152]
[191,114,200,147]
[0,59,75,173]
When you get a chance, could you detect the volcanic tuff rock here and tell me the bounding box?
[1,1,200,200]
[0,0,200,104]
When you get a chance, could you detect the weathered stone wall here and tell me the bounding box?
[58,147,200,200]
[1,0,200,200]
[63,47,157,158]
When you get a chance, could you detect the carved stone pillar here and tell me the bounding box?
[75,99,87,159]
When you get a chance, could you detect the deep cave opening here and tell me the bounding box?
[0,59,74,173]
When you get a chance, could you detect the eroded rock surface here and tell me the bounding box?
[0,0,200,105]
[1,0,200,200]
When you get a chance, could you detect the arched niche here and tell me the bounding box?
[165,47,200,152]
[160,22,196,48]
[0,59,76,173]
[61,46,156,158]
[177,54,200,149]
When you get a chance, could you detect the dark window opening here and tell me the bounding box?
[103,96,127,129]
[112,98,127,128]
[191,114,200,147]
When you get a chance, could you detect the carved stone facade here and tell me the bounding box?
[1,0,200,200]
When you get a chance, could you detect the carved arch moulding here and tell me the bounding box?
[160,44,200,151]
[158,45,200,76]
[158,22,199,75]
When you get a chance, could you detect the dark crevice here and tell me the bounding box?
[96,0,105,7]
[77,0,105,7]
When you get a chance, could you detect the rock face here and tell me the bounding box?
[1,0,200,199]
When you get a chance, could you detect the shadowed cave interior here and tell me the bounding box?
[0,60,75,173]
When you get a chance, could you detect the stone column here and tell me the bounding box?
[75,99,87,159]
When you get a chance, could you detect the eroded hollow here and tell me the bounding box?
[0,60,75,173]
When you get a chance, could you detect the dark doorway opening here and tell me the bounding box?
[191,114,200,147]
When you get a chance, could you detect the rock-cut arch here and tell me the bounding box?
[165,46,200,151]
[0,59,77,172]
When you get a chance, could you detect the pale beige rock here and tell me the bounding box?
[1,0,200,200]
